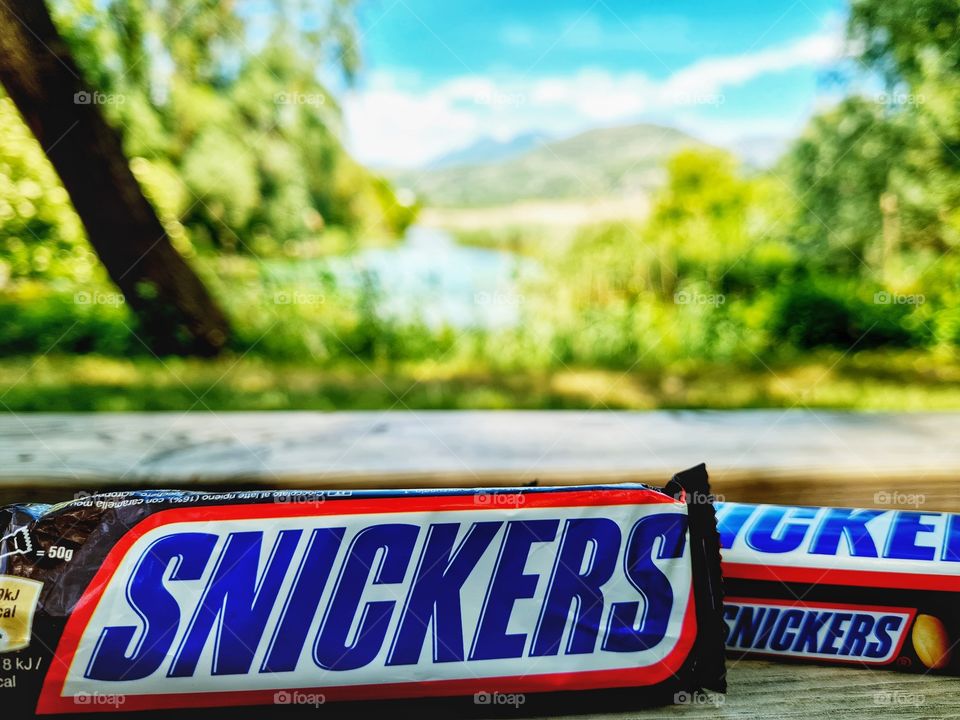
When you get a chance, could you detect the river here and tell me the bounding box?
[326,225,537,328]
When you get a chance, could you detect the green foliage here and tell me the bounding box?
[783,98,905,268]
[509,150,788,366]
[0,98,99,285]
[768,277,916,350]
[0,285,137,356]
[785,0,960,275]
[849,0,960,86]
[4,0,960,414]
[180,127,262,246]
[0,0,414,270]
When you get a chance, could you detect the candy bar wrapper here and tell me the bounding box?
[0,465,725,716]
[718,501,960,674]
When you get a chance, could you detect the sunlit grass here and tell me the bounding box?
[2,349,960,412]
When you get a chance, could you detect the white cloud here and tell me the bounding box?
[343,27,846,168]
[660,32,844,103]
[343,75,483,168]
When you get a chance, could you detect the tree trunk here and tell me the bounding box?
[0,0,230,356]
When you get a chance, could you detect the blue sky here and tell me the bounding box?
[343,0,850,167]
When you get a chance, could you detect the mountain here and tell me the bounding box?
[391,123,706,208]
[426,132,548,169]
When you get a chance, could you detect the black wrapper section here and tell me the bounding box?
[667,463,727,693]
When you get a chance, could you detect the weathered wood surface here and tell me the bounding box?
[2,410,959,509]
[3,410,960,717]
[549,660,960,719]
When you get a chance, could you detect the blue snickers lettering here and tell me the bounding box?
[602,513,687,652]
[727,605,767,648]
[769,609,803,651]
[884,512,938,561]
[866,616,901,658]
[839,614,874,657]
[755,607,781,650]
[820,612,852,655]
[945,514,960,562]
[746,506,817,553]
[470,519,559,661]
[261,527,345,673]
[794,611,831,653]
[170,530,301,677]
[314,524,419,671]
[85,533,218,681]
[810,508,883,557]
[531,518,621,656]
[386,521,501,665]
[716,504,756,549]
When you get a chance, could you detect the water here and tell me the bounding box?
[327,225,536,328]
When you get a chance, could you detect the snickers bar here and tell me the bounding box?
[718,501,960,673]
[0,465,724,715]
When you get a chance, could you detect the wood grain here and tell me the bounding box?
[2,410,959,509]
[545,660,960,719]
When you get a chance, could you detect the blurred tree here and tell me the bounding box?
[783,98,913,272]
[0,0,229,355]
[765,0,960,353]
[783,0,960,280]
[47,0,410,253]
[637,148,798,305]
[849,0,960,87]
[645,150,753,298]
[849,0,960,247]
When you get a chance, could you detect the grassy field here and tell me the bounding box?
[3,350,960,412]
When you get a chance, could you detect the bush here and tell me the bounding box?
[0,288,138,356]
[769,277,918,350]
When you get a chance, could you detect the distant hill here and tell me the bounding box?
[392,123,706,208]
[426,132,549,169]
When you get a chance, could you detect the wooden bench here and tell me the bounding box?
[2,409,959,717]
